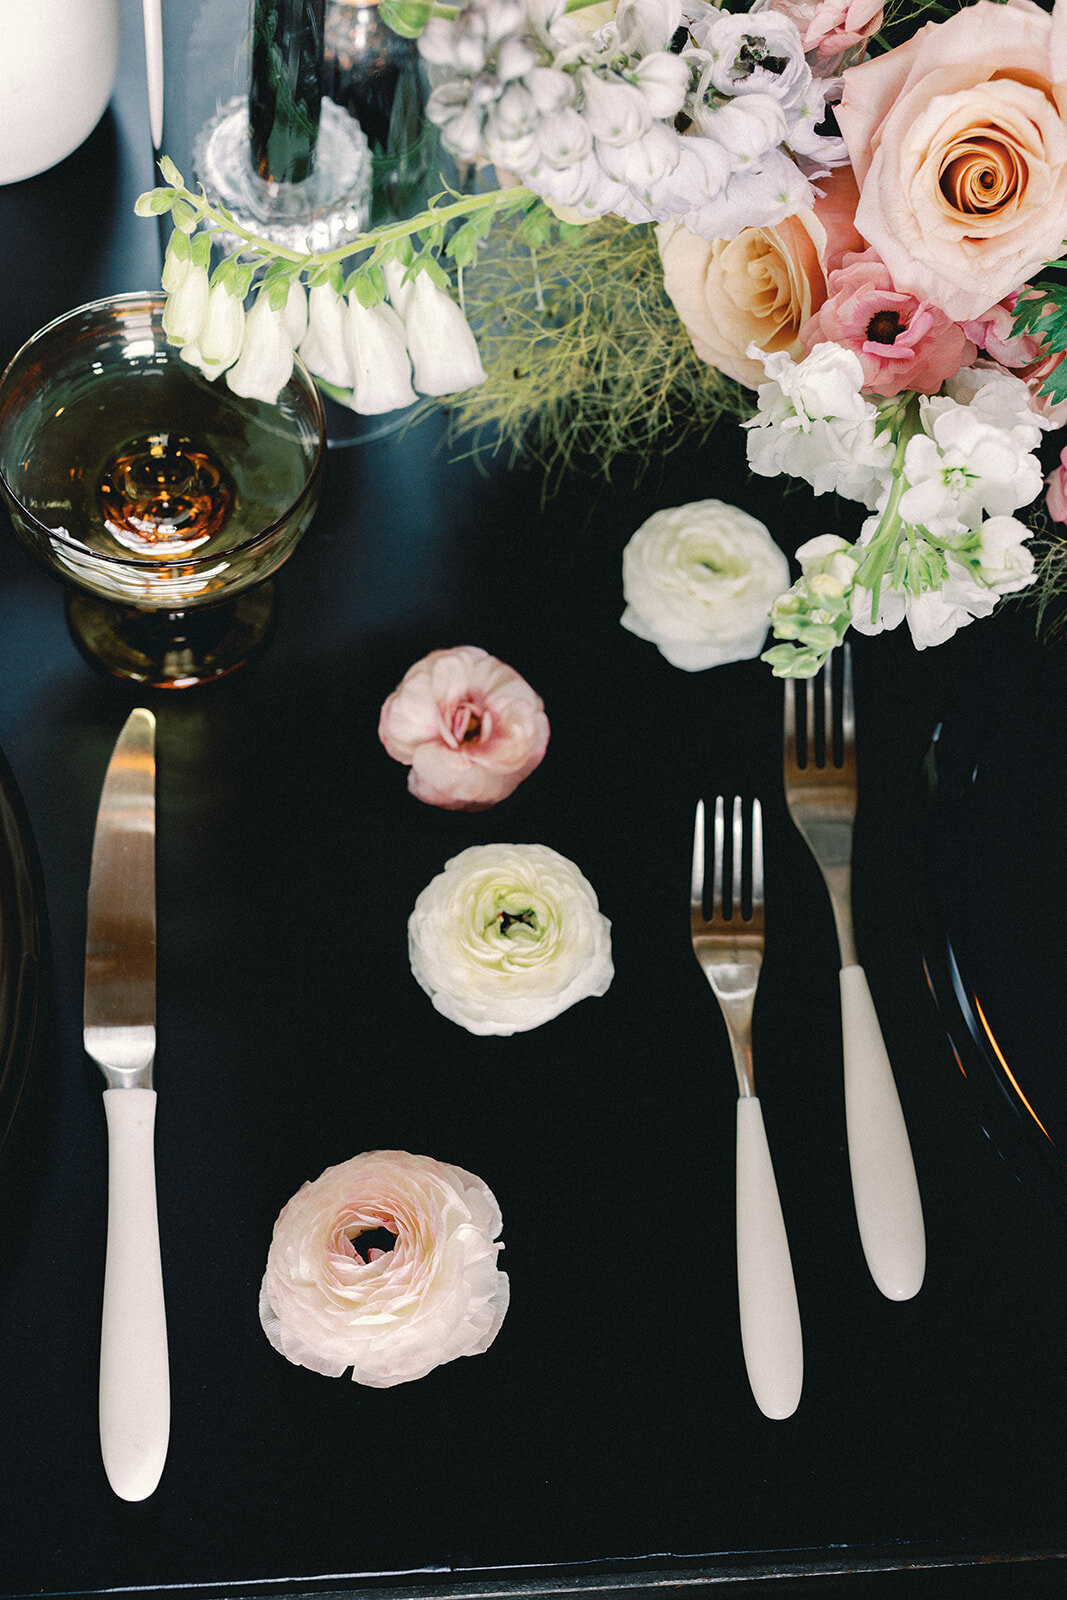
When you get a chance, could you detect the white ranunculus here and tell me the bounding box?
[408,843,613,1036]
[260,1150,509,1387]
[405,271,488,396]
[621,498,790,669]
[225,289,295,403]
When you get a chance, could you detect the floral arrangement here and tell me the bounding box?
[260,1150,509,1384]
[137,0,1067,675]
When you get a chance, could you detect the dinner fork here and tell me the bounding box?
[783,646,925,1302]
[691,796,803,1421]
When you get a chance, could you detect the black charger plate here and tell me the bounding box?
[921,641,1067,1209]
[0,743,42,1168]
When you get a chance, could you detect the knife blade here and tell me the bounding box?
[84,707,169,1502]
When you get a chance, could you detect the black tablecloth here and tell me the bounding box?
[0,5,1064,1597]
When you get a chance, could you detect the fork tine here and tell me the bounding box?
[841,641,855,749]
[712,795,726,919]
[805,669,817,768]
[690,798,705,909]
[730,796,743,918]
[751,798,764,913]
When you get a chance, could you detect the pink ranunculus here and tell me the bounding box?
[259,1150,509,1386]
[962,293,1067,425]
[768,0,883,70]
[837,0,1067,322]
[801,250,976,397]
[1046,445,1067,525]
[378,645,550,811]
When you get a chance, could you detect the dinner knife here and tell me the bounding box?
[84,707,169,1502]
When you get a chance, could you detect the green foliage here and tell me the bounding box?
[440,215,742,488]
[1011,277,1067,405]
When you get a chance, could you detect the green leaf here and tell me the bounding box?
[346,267,384,308]
[378,0,432,37]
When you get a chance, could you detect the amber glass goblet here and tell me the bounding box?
[0,292,326,687]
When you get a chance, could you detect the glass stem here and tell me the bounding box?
[249,0,327,184]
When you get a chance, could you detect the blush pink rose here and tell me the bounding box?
[838,0,1067,321]
[768,0,883,69]
[378,645,549,811]
[801,250,976,396]
[1046,445,1067,524]
[658,165,864,389]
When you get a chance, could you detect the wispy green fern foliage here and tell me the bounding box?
[443,215,745,487]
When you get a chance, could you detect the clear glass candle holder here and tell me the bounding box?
[0,292,326,687]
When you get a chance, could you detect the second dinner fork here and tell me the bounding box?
[784,647,925,1302]
[691,797,803,1420]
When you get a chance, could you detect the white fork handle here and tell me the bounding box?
[100,1088,170,1501]
[736,1097,803,1420]
[840,966,926,1302]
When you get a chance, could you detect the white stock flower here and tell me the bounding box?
[974,514,1035,595]
[408,843,613,1035]
[225,289,295,403]
[578,67,652,144]
[629,51,690,119]
[620,498,789,669]
[260,1150,509,1386]
[405,272,488,396]
[343,296,417,415]
[299,283,356,389]
[743,342,895,507]
[900,407,1043,533]
[939,365,1048,455]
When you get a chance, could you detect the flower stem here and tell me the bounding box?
[168,179,533,274]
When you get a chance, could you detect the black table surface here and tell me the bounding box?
[1,7,1065,1599]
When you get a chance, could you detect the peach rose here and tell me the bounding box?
[657,165,863,389]
[838,0,1067,322]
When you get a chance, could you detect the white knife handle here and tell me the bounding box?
[100,1088,170,1501]
[840,965,926,1302]
[735,1097,803,1420]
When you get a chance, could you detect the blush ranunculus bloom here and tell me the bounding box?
[378,646,550,811]
[408,843,613,1036]
[657,165,863,389]
[621,499,790,669]
[260,1150,509,1386]
[1047,444,1067,524]
[768,0,883,69]
[962,293,1067,425]
[837,0,1067,322]
[801,250,977,397]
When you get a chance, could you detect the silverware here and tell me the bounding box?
[783,646,925,1302]
[84,708,169,1501]
[691,796,802,1420]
